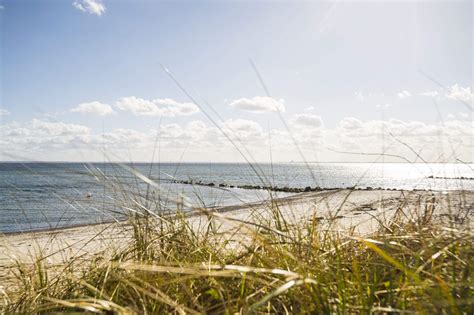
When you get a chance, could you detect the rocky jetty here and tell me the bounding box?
[170,179,414,193]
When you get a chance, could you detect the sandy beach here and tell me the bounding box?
[1,189,472,290]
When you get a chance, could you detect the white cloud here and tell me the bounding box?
[397,90,411,99]
[446,84,473,102]
[222,119,265,142]
[291,114,323,128]
[73,0,105,16]
[100,128,151,147]
[339,117,363,130]
[71,101,114,116]
[304,106,315,111]
[337,117,474,140]
[331,117,474,163]
[73,2,86,12]
[1,115,472,163]
[0,119,92,158]
[0,109,10,116]
[1,120,84,140]
[229,96,285,113]
[31,119,90,136]
[115,96,199,117]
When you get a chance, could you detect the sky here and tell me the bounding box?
[0,0,472,163]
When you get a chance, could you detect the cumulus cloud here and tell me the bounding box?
[71,101,114,116]
[1,113,472,163]
[446,84,473,102]
[339,117,363,130]
[229,96,285,113]
[73,0,106,16]
[100,128,151,147]
[0,109,10,116]
[332,117,474,162]
[0,119,91,158]
[222,119,265,142]
[291,114,323,128]
[31,119,91,136]
[223,119,262,133]
[115,97,199,117]
[337,117,473,140]
[397,90,411,99]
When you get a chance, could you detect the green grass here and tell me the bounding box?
[2,193,472,314]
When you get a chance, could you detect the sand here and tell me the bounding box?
[1,189,473,295]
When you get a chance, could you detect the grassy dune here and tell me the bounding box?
[1,188,472,314]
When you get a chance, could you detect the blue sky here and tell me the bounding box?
[0,0,472,162]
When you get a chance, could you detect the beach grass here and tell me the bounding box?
[1,189,472,314]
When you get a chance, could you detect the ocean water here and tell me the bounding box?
[0,162,473,233]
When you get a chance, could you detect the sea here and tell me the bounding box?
[0,162,473,233]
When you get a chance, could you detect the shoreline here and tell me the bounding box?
[0,188,471,241]
[1,188,472,290]
[1,187,470,236]
[1,189,472,254]
[0,189,307,236]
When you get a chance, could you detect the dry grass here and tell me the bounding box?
[1,188,472,314]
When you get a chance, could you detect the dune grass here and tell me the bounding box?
[1,189,472,314]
